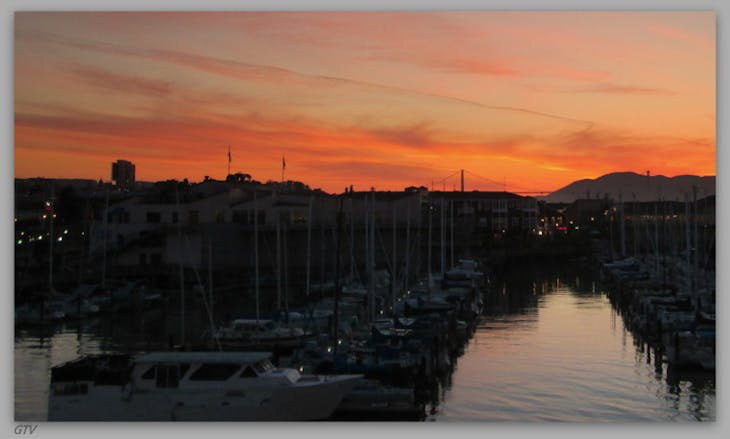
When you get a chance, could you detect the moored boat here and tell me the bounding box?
[48,351,362,421]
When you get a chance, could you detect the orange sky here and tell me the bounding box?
[14,11,715,193]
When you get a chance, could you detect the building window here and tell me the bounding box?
[233,211,246,224]
[147,212,161,223]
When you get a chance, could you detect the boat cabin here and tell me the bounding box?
[50,351,301,395]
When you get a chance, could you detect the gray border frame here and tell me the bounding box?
[2,1,725,438]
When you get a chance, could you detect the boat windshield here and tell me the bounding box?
[252,360,274,374]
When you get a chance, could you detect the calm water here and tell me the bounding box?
[429,267,715,422]
[14,266,715,422]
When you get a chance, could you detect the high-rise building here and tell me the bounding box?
[111,159,136,189]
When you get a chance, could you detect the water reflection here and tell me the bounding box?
[428,263,714,422]
[15,263,714,422]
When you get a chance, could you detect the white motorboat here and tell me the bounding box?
[48,351,362,421]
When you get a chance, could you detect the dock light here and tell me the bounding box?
[338,339,342,345]
[37,235,43,240]
[63,229,68,235]
[299,366,304,373]
[20,231,24,236]
[57,237,63,242]
[538,230,543,236]
[42,214,47,219]
[53,214,57,218]
[326,347,332,353]
[17,239,22,245]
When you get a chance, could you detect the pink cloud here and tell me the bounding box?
[69,65,173,96]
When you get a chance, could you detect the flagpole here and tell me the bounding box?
[281,155,286,183]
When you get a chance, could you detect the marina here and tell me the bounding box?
[15,262,715,422]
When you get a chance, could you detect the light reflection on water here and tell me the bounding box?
[429,269,715,422]
[15,268,715,422]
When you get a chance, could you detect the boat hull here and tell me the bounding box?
[48,375,361,421]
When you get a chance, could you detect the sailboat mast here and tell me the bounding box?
[333,195,343,351]
[283,221,289,318]
[450,199,455,268]
[405,199,410,293]
[102,187,109,290]
[254,190,260,322]
[48,185,54,294]
[693,185,699,297]
[440,197,445,275]
[684,193,691,292]
[392,202,396,315]
[619,193,626,257]
[276,213,282,310]
[350,196,355,280]
[364,195,370,323]
[305,195,312,298]
[427,198,433,289]
[176,188,185,346]
[208,237,213,309]
[369,188,376,322]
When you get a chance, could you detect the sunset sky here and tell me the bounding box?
[14,11,715,193]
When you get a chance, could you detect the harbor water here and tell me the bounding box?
[14,264,715,422]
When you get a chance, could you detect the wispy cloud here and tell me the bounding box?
[69,65,173,97]
[525,82,676,96]
[569,83,676,96]
[17,30,594,127]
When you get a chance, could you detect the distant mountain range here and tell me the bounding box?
[543,172,716,203]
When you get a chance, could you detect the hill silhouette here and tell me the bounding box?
[544,172,715,203]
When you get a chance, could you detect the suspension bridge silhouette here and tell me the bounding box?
[428,169,551,197]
